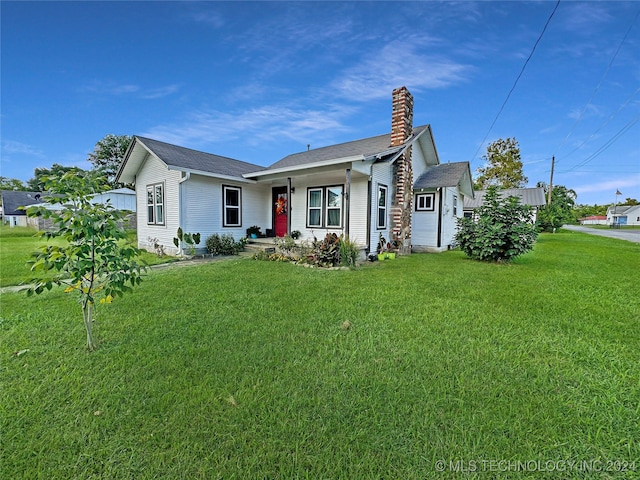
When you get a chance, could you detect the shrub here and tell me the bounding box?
[308,233,360,268]
[455,186,537,262]
[338,236,360,267]
[205,234,247,255]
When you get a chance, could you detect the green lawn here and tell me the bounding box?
[0,225,174,287]
[581,224,640,230]
[1,230,639,478]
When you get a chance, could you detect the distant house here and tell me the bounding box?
[0,190,45,227]
[89,188,136,211]
[116,87,474,256]
[463,187,546,222]
[579,215,607,225]
[0,188,136,230]
[25,188,137,230]
[606,205,640,226]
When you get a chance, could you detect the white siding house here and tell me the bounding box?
[606,204,640,226]
[116,87,474,258]
[412,162,474,252]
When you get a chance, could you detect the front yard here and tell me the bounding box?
[1,229,638,478]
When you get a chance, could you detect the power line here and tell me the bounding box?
[554,9,640,159]
[560,87,640,161]
[470,0,561,165]
[558,115,640,173]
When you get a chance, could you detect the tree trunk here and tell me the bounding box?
[83,301,95,351]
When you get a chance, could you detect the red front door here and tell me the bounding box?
[273,187,288,237]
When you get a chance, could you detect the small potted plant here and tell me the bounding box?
[247,225,261,239]
[377,234,396,260]
[377,234,387,261]
[290,230,301,240]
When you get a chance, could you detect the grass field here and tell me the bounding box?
[0,225,174,287]
[1,229,639,478]
[581,224,640,230]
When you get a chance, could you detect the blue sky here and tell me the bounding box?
[2,1,638,205]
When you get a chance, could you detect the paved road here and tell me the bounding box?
[562,224,640,244]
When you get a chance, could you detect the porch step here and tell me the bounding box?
[244,237,276,253]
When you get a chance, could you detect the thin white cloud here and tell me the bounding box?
[80,81,179,99]
[330,37,470,101]
[140,85,181,100]
[81,81,139,95]
[1,140,43,157]
[561,3,613,32]
[142,103,356,150]
[574,175,640,195]
[568,104,601,120]
[189,11,225,28]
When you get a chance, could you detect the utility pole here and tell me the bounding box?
[547,156,555,205]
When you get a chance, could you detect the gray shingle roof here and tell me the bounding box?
[0,190,45,216]
[414,162,470,189]
[464,187,546,209]
[135,136,262,177]
[606,204,640,215]
[266,124,430,170]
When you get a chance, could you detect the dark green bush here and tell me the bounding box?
[205,234,246,255]
[455,186,537,262]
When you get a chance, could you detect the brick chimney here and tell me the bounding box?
[390,86,413,147]
[390,87,414,254]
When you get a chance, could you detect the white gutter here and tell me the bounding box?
[243,154,365,179]
[167,166,257,184]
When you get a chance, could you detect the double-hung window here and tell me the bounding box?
[307,185,343,228]
[307,188,323,227]
[415,193,435,211]
[453,195,458,216]
[377,185,387,229]
[147,183,164,225]
[223,185,241,227]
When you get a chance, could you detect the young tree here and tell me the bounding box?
[25,171,147,350]
[87,134,132,187]
[574,203,609,218]
[0,176,28,191]
[623,197,639,206]
[474,137,528,190]
[536,183,577,232]
[27,164,85,191]
[455,186,537,262]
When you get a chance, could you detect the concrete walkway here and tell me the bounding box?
[562,224,640,244]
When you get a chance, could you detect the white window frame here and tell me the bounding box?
[415,193,435,212]
[326,186,343,228]
[146,183,165,225]
[377,184,387,229]
[223,185,242,227]
[306,185,343,229]
[307,188,323,228]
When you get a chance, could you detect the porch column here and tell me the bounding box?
[287,177,292,235]
[345,168,351,239]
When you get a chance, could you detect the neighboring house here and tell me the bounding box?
[463,187,546,222]
[579,215,607,225]
[606,205,640,226]
[30,188,136,231]
[0,190,45,227]
[117,87,474,256]
[90,188,137,212]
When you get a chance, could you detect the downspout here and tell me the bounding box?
[286,177,292,235]
[366,178,372,254]
[345,169,351,239]
[437,187,443,249]
[178,172,190,255]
